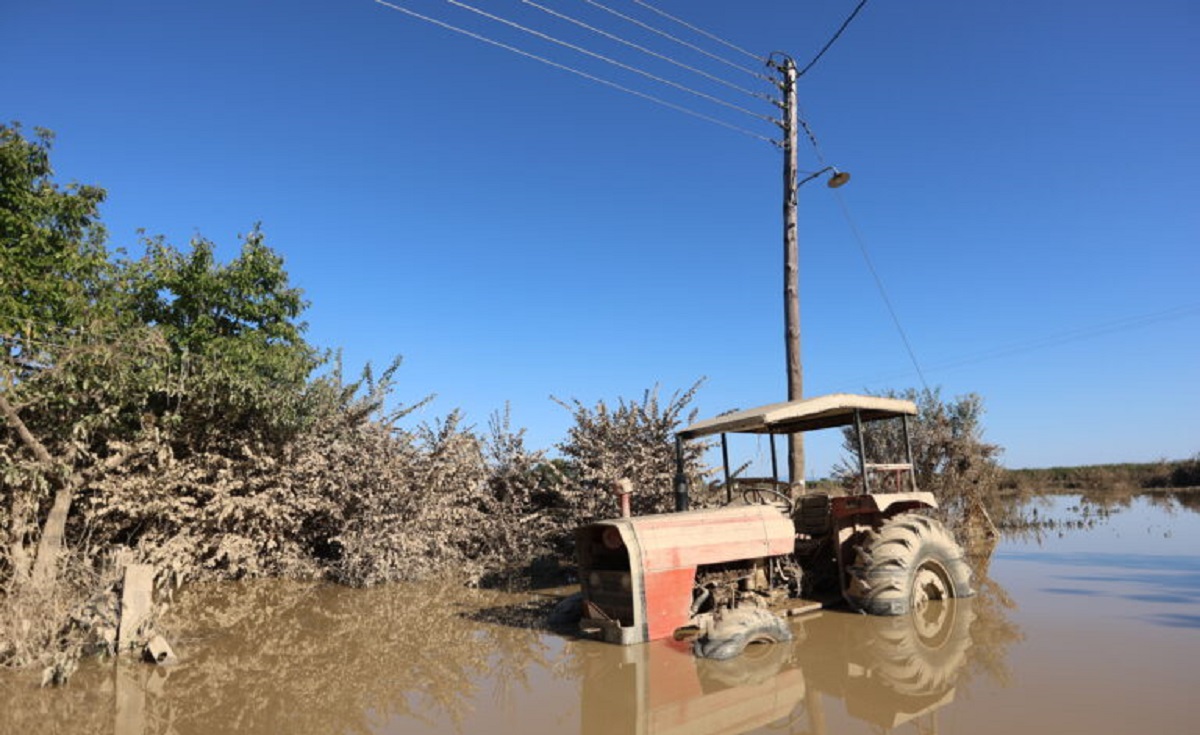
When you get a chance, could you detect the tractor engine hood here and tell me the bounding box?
[576,505,795,645]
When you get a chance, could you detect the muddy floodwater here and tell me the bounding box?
[4,493,1199,735]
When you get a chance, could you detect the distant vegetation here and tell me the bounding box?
[1000,457,1200,494]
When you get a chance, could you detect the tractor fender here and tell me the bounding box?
[831,491,938,520]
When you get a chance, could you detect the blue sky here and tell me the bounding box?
[4,1,1198,475]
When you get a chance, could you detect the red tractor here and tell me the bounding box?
[574,393,973,659]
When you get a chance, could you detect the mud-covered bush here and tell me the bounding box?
[553,381,710,519]
[834,387,1003,528]
[331,412,491,586]
[0,548,129,678]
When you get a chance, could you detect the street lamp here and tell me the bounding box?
[799,166,851,189]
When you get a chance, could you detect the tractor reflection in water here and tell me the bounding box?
[570,394,974,659]
[579,599,975,735]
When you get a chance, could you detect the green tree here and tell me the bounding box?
[122,228,319,450]
[1,123,320,588]
[0,122,139,585]
[0,123,111,342]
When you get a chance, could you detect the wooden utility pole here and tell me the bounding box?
[779,56,805,494]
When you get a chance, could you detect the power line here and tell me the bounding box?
[796,113,825,162]
[438,0,775,123]
[848,303,1200,386]
[630,0,764,63]
[373,1,775,143]
[520,0,772,102]
[831,189,931,392]
[784,87,831,161]
[926,305,1200,373]
[797,0,871,78]
[769,49,915,394]
[579,0,769,80]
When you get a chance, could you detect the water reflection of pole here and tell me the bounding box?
[806,686,827,735]
[115,664,146,735]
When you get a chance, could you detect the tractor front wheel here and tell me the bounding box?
[693,607,793,660]
[846,513,973,616]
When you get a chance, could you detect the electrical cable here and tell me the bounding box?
[846,303,1200,387]
[828,196,1200,389]
[830,189,931,392]
[941,304,1200,368]
[778,47,931,391]
[520,0,772,102]
[630,0,764,62]
[373,1,775,143]
[438,0,775,123]
[797,0,871,78]
[579,0,769,80]
[796,114,825,163]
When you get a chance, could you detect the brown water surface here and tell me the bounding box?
[3,493,1198,735]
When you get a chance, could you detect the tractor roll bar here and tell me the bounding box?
[673,393,920,509]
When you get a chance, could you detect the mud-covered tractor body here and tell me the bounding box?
[575,393,974,653]
[577,505,794,645]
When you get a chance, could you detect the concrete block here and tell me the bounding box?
[117,564,155,651]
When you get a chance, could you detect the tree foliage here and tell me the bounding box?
[0,123,110,340]
[122,229,320,450]
[0,122,323,594]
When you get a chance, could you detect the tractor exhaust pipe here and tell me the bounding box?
[612,478,633,518]
[674,436,689,512]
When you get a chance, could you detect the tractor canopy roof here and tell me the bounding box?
[678,393,917,440]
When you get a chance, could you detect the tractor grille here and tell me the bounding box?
[584,570,634,626]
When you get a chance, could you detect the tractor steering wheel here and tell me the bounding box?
[741,487,794,516]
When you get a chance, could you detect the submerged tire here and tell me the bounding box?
[847,513,973,616]
[693,607,793,661]
[548,592,584,629]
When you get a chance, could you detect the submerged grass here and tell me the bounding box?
[0,550,132,685]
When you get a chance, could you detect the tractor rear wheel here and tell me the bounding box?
[847,513,973,616]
